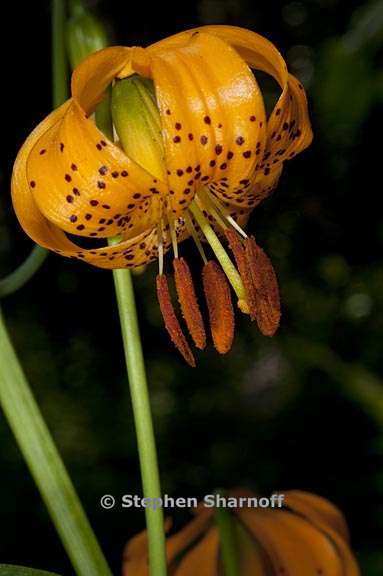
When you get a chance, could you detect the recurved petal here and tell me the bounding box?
[285,490,350,542]
[27,99,166,239]
[239,509,345,576]
[175,527,220,576]
[122,529,150,575]
[122,518,174,576]
[71,45,135,111]
[11,101,80,255]
[167,509,213,565]
[150,31,266,215]
[12,103,174,269]
[11,108,170,269]
[200,26,312,175]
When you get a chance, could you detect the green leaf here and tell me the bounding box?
[0,566,61,576]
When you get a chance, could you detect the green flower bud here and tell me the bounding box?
[66,0,108,69]
[111,76,166,180]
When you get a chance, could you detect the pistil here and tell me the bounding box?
[189,200,249,314]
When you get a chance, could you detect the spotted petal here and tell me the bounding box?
[149,31,266,215]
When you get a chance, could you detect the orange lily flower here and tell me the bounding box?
[11,26,312,364]
[122,489,360,575]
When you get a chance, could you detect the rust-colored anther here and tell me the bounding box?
[202,261,235,354]
[244,236,281,336]
[156,274,196,366]
[225,229,257,320]
[173,257,206,350]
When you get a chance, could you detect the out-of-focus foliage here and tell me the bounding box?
[0,0,382,575]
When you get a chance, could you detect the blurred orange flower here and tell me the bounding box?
[12,26,312,363]
[123,489,360,575]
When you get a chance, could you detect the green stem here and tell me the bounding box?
[0,309,112,576]
[109,248,168,576]
[52,0,69,108]
[0,246,48,298]
[215,506,240,576]
[99,48,166,572]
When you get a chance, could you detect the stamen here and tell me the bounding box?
[202,261,235,354]
[207,191,248,239]
[156,274,195,366]
[157,223,164,276]
[198,188,228,231]
[184,212,207,264]
[225,229,257,320]
[189,201,247,310]
[168,213,179,259]
[245,236,281,336]
[173,258,206,350]
[225,215,248,239]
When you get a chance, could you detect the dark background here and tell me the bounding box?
[1,0,383,573]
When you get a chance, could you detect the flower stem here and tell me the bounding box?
[52,0,69,108]
[0,308,112,576]
[108,252,168,575]
[0,246,48,298]
[215,506,240,576]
